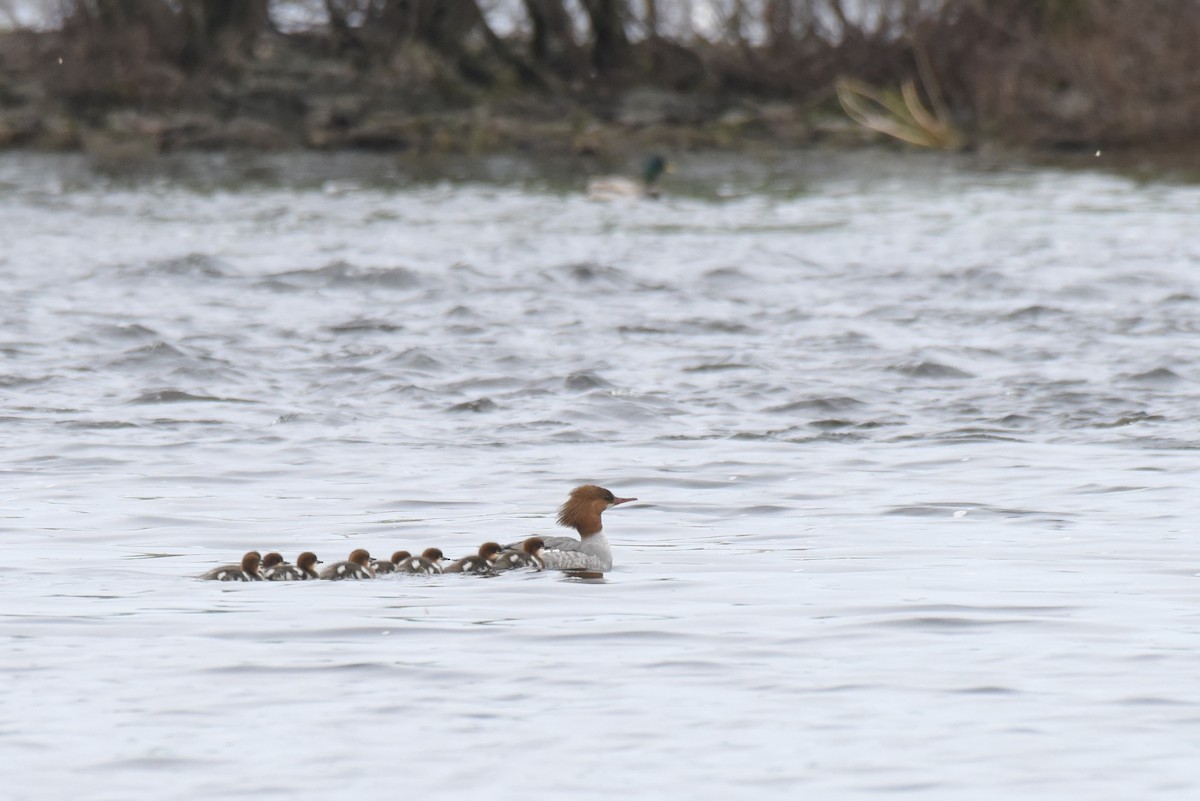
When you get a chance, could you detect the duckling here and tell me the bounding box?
[586,155,670,200]
[371,550,411,575]
[202,551,263,581]
[394,547,446,575]
[492,537,546,571]
[319,548,374,580]
[264,551,321,581]
[444,542,503,574]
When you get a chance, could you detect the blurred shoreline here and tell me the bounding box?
[4,1,1200,177]
[0,26,874,160]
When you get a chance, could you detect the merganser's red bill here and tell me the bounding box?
[612,497,637,505]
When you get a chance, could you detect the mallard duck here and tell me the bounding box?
[586,155,670,200]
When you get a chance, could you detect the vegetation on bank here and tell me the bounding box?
[1,0,1198,156]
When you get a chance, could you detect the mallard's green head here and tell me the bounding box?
[643,155,669,185]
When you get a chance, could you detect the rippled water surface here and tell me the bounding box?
[2,152,1199,799]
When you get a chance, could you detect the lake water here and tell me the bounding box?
[1,150,1198,800]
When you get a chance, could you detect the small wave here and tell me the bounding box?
[1069,484,1147,495]
[700,267,752,283]
[784,430,871,443]
[890,361,973,379]
[62,420,140,429]
[386,348,444,371]
[935,428,1026,443]
[443,376,524,393]
[767,396,864,413]
[1117,696,1189,707]
[1003,304,1069,321]
[0,374,49,387]
[327,318,403,334]
[251,277,302,293]
[1093,411,1165,428]
[272,413,314,425]
[130,390,253,404]
[135,253,228,278]
[884,504,974,517]
[565,371,613,391]
[885,502,1045,518]
[617,325,671,335]
[268,261,421,290]
[547,262,631,287]
[679,318,753,334]
[84,756,218,773]
[684,362,756,373]
[445,305,481,320]
[113,341,189,364]
[738,505,793,515]
[808,418,855,430]
[730,431,776,440]
[90,323,160,340]
[630,476,737,488]
[1123,367,1184,385]
[549,430,603,442]
[106,342,235,380]
[874,616,1035,630]
[447,397,499,413]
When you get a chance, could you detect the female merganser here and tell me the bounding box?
[586,155,669,201]
[319,548,375,580]
[394,547,445,575]
[492,537,546,571]
[506,485,635,573]
[202,551,263,581]
[371,550,411,575]
[444,542,503,574]
[264,551,321,581]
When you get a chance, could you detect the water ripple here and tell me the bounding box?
[3,152,1200,801]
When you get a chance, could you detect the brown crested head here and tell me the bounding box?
[242,551,263,572]
[557,485,637,536]
[348,548,371,566]
[391,550,411,564]
[296,552,319,570]
[478,542,503,560]
[421,547,444,562]
[522,537,545,555]
[261,552,285,568]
